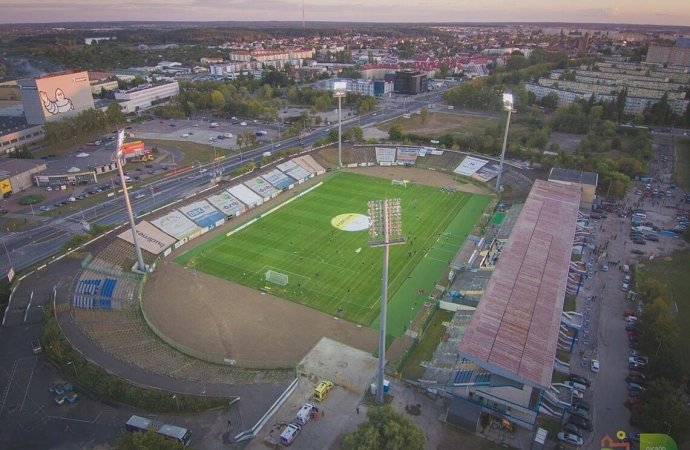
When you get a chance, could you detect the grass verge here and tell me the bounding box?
[675,136,690,189]
[639,249,690,368]
[400,309,455,379]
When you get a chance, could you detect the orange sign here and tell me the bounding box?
[120,141,144,155]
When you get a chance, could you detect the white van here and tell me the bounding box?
[279,423,301,446]
[123,176,132,182]
[294,404,313,426]
[181,133,189,138]
[223,133,233,138]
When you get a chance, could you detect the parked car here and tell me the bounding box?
[590,360,600,373]
[557,432,583,446]
[568,374,591,387]
[567,415,593,432]
[629,371,646,380]
[625,324,636,332]
[562,423,583,437]
[571,408,592,421]
[629,362,646,371]
[623,310,636,317]
[628,383,645,392]
[572,399,590,411]
[626,377,647,386]
[628,356,648,365]
[39,206,50,211]
[631,249,645,255]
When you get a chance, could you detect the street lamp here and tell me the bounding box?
[495,93,514,192]
[67,361,78,378]
[112,130,147,273]
[333,81,347,168]
[368,198,405,404]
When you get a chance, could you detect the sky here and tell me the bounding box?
[1,0,690,26]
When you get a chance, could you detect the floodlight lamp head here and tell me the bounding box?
[502,93,514,111]
[333,81,347,96]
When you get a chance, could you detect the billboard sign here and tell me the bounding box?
[179,200,226,229]
[151,210,201,240]
[207,191,246,217]
[36,71,94,121]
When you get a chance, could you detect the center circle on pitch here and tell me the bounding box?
[331,213,370,231]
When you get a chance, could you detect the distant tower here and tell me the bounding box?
[302,0,305,28]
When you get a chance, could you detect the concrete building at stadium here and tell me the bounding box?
[114,82,180,114]
[548,168,598,204]
[420,180,584,430]
[16,70,94,125]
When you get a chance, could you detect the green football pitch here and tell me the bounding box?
[175,172,490,332]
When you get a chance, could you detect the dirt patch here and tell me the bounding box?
[376,111,499,136]
[547,132,583,153]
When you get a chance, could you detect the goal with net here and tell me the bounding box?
[391,179,409,187]
[265,270,289,286]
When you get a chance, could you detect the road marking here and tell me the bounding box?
[20,357,38,413]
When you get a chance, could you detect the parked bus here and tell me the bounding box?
[125,415,191,446]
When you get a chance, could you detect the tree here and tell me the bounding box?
[115,429,189,450]
[342,405,425,450]
[210,90,225,111]
[388,124,404,141]
[420,106,429,125]
[343,126,364,144]
[635,379,690,442]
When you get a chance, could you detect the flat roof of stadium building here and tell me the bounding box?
[458,179,582,390]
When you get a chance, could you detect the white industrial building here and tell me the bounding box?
[114,82,180,114]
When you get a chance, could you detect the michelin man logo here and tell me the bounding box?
[39,88,74,115]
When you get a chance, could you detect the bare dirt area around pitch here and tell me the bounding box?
[141,165,486,365]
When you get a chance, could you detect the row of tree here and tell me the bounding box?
[43,103,126,145]
[631,277,690,443]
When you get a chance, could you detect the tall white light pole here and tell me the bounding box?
[495,93,514,192]
[333,81,347,168]
[368,199,404,404]
[113,130,147,272]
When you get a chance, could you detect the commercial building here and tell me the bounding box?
[17,70,95,125]
[114,82,179,114]
[392,70,428,95]
[0,158,48,195]
[325,78,393,97]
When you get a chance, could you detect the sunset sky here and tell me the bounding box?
[1,0,689,26]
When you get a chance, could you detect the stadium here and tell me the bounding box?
[64,146,533,381]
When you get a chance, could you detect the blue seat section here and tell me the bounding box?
[474,373,492,384]
[453,370,473,384]
[77,279,102,295]
[100,278,117,298]
[73,296,97,308]
[99,299,112,310]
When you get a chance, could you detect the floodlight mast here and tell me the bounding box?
[113,130,147,272]
[495,93,514,192]
[333,82,347,168]
[367,198,404,404]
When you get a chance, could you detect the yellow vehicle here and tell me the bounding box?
[312,380,333,402]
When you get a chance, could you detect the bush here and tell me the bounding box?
[19,195,45,205]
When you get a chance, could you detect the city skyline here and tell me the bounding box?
[2,0,690,27]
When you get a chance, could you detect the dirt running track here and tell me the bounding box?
[142,167,493,365]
